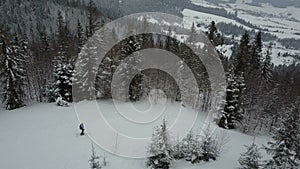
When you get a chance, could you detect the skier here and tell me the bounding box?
[79,123,85,136]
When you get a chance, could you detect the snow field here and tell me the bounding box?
[0,101,270,169]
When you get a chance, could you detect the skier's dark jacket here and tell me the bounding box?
[79,123,84,130]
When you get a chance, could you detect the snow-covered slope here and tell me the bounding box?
[0,101,270,169]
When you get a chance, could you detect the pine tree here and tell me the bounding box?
[251,31,263,70]
[171,138,184,160]
[77,19,85,53]
[181,131,202,163]
[239,141,262,169]
[187,22,197,44]
[37,31,52,102]
[0,34,28,110]
[45,83,57,103]
[53,56,73,103]
[208,21,217,43]
[206,21,224,46]
[218,68,240,129]
[235,72,246,120]
[235,31,251,74]
[86,0,101,38]
[56,11,71,60]
[264,107,300,168]
[51,11,74,104]
[146,119,173,169]
[261,43,273,84]
[230,33,249,129]
[89,144,102,169]
[39,31,50,52]
[207,21,218,44]
[200,129,219,162]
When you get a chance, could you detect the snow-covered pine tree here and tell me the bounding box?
[234,72,246,122]
[53,54,73,104]
[218,68,240,129]
[146,119,173,169]
[45,83,57,103]
[264,107,300,168]
[200,129,219,162]
[171,137,184,160]
[52,11,74,104]
[0,34,28,110]
[238,141,262,169]
[181,131,202,163]
[89,144,102,169]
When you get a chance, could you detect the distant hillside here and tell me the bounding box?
[0,0,189,40]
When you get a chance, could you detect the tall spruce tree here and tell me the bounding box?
[52,11,74,103]
[235,32,251,74]
[0,34,28,110]
[219,65,246,129]
[218,68,240,129]
[264,107,300,168]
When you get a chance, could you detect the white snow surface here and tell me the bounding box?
[0,101,270,169]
